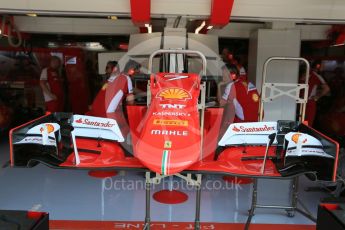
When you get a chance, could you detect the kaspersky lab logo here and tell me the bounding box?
[156,87,191,101]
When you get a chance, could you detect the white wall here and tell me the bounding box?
[2,0,345,23]
[248,28,301,121]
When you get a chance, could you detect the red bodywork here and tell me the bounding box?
[8,74,340,181]
[134,73,201,175]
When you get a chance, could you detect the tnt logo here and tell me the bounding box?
[159,104,186,109]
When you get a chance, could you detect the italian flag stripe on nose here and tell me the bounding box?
[161,150,170,175]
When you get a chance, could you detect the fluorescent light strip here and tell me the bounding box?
[195,21,206,34]
[332,43,345,47]
[145,24,152,33]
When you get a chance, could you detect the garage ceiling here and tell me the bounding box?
[1,0,345,23]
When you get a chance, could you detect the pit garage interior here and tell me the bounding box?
[0,1,344,230]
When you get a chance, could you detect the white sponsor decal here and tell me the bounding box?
[285,132,321,147]
[114,223,216,229]
[153,111,191,117]
[284,132,324,156]
[14,137,56,146]
[27,123,61,145]
[27,123,60,136]
[219,122,278,146]
[232,124,275,133]
[72,115,124,142]
[74,117,115,128]
[154,104,191,116]
[159,104,186,109]
[286,148,334,159]
[151,129,188,136]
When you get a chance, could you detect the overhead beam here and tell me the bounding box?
[14,16,331,40]
[208,22,331,40]
[297,25,332,41]
[13,16,139,35]
[1,0,345,23]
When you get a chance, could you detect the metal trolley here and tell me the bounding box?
[245,57,314,229]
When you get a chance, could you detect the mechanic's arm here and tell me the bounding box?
[218,83,231,107]
[126,94,135,105]
[39,80,57,100]
[126,76,135,105]
[219,96,227,107]
[312,83,330,101]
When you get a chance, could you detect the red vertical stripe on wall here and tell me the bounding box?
[130,0,151,26]
[209,0,234,27]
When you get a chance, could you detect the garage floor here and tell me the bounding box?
[0,137,327,229]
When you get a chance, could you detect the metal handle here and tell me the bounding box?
[148,49,207,76]
[262,57,310,86]
[259,57,310,122]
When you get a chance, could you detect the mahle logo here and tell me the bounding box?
[151,129,188,136]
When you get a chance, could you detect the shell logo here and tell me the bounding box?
[291,133,307,144]
[40,124,55,134]
[156,88,191,101]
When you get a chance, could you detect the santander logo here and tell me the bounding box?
[75,118,115,128]
[232,125,275,133]
[232,126,240,132]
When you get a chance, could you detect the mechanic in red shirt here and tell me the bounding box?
[218,64,260,135]
[299,64,330,126]
[230,55,247,79]
[40,56,65,112]
[123,59,148,101]
[222,51,248,79]
[87,61,134,134]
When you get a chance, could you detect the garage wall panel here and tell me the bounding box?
[248,29,301,121]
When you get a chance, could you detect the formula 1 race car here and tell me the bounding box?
[9,50,340,230]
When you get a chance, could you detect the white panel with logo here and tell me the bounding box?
[72,115,124,142]
[218,122,278,146]
[14,123,61,146]
[284,132,333,158]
